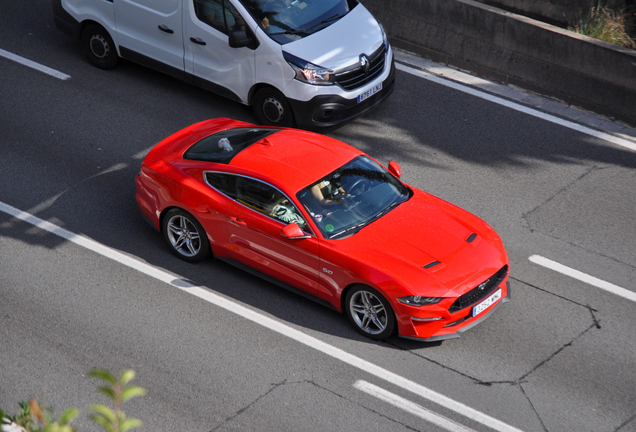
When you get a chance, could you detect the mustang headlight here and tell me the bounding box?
[398,296,442,307]
[283,52,334,85]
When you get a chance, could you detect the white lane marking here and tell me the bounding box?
[529,255,636,303]
[354,380,477,432]
[396,63,636,153]
[0,201,523,432]
[0,48,71,80]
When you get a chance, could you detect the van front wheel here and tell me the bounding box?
[253,87,295,127]
[81,24,118,70]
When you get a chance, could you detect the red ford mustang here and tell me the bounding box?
[135,118,510,341]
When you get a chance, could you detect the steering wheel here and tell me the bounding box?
[348,179,373,197]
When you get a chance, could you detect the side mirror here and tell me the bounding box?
[281,223,311,239]
[229,29,259,49]
[388,161,401,178]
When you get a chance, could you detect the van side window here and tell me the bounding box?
[194,0,242,35]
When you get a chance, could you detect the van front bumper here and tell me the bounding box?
[288,59,396,130]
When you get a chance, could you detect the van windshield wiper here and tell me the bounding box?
[269,29,309,36]
[303,13,345,33]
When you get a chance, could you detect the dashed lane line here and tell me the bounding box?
[0,48,71,80]
[529,255,636,303]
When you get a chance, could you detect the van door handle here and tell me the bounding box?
[190,37,206,46]
[158,24,174,34]
[230,217,247,226]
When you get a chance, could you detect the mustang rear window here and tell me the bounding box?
[183,127,280,163]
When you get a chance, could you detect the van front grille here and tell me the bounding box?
[334,44,386,91]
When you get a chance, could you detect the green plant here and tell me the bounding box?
[569,2,636,48]
[1,399,79,432]
[1,369,146,432]
[88,369,147,432]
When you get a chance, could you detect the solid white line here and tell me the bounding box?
[0,201,523,432]
[354,380,477,432]
[396,63,636,153]
[529,255,636,303]
[0,48,71,80]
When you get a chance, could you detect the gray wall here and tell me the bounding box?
[476,0,632,27]
[363,0,636,126]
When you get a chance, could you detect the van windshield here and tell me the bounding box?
[239,0,357,44]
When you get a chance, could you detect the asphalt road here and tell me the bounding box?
[1,2,635,431]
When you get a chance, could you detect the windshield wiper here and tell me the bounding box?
[269,29,310,36]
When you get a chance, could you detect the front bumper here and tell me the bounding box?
[398,281,511,342]
[288,59,396,130]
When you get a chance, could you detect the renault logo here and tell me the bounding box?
[359,54,370,74]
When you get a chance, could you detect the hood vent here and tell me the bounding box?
[466,233,477,243]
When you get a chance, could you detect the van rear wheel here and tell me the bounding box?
[81,24,118,70]
[253,87,294,127]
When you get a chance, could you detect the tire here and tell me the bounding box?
[162,208,210,263]
[81,24,119,70]
[344,285,396,340]
[252,87,295,127]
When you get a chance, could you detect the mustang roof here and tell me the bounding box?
[229,129,361,191]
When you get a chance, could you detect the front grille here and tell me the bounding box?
[448,265,508,314]
[334,44,386,91]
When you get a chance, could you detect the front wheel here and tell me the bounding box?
[81,23,119,70]
[252,87,295,127]
[162,209,210,263]
[345,285,396,340]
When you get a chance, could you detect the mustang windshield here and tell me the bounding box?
[239,0,356,44]
[297,156,412,239]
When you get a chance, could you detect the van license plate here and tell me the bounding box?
[357,82,382,103]
[472,288,501,317]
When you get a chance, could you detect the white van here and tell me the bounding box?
[52,0,395,129]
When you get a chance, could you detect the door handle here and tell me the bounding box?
[190,37,206,46]
[158,24,174,34]
[230,217,247,226]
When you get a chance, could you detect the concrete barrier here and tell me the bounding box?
[363,0,636,126]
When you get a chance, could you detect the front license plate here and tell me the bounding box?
[357,82,382,103]
[472,288,502,317]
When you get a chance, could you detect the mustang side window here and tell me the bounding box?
[237,177,307,229]
[194,0,242,35]
[205,172,237,199]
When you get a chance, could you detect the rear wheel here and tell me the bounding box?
[81,23,118,70]
[345,285,396,340]
[162,209,210,263]
[252,87,295,127]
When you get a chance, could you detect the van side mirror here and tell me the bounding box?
[229,29,259,49]
[388,161,401,178]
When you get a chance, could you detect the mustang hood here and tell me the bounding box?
[281,4,384,71]
[335,190,505,296]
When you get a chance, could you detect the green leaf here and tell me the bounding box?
[119,370,136,386]
[89,404,116,423]
[120,386,147,403]
[98,386,117,401]
[89,369,117,386]
[89,414,115,432]
[120,418,143,432]
[59,407,79,425]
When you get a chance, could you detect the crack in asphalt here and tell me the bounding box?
[308,380,422,432]
[208,379,421,432]
[521,164,636,271]
[387,275,603,432]
[519,383,549,432]
[207,379,289,432]
[615,413,636,431]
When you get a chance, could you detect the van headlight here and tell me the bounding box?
[283,52,334,85]
[378,21,389,51]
